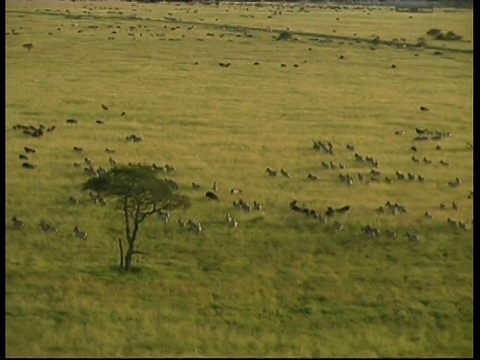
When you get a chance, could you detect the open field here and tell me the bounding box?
[6,0,473,357]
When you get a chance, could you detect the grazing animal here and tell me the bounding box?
[307,173,319,181]
[205,191,219,202]
[68,196,79,205]
[73,146,83,153]
[24,146,36,154]
[230,188,242,194]
[361,225,380,238]
[12,216,25,230]
[73,226,88,240]
[318,215,328,225]
[406,231,420,242]
[23,43,33,51]
[346,144,355,151]
[218,62,231,67]
[280,168,290,178]
[192,182,202,190]
[289,200,303,212]
[336,205,350,214]
[458,222,468,231]
[40,221,58,234]
[105,148,116,154]
[22,162,36,169]
[253,201,262,211]
[447,218,459,228]
[424,211,433,220]
[325,207,336,217]
[178,219,188,229]
[387,229,397,239]
[66,118,78,124]
[96,120,104,124]
[333,221,344,232]
[163,179,178,190]
[125,134,142,142]
[158,210,170,223]
[439,160,449,166]
[266,167,277,177]
[226,213,238,228]
[19,154,28,160]
[419,106,429,112]
[448,178,461,188]
[101,104,109,110]
[385,176,394,184]
[212,181,219,192]
[237,199,252,212]
[109,157,116,166]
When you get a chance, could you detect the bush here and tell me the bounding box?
[276,31,292,41]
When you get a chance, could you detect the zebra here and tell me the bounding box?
[405,231,420,242]
[158,210,170,223]
[68,196,79,205]
[424,211,433,220]
[280,168,290,178]
[40,221,58,234]
[448,177,462,188]
[12,216,25,230]
[266,167,277,177]
[192,182,202,190]
[73,226,88,241]
[388,230,398,239]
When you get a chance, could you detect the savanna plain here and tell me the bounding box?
[5,0,473,357]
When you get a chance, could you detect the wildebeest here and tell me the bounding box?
[206,191,219,201]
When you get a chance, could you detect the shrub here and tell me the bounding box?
[276,31,292,41]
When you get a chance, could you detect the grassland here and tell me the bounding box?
[6,0,473,357]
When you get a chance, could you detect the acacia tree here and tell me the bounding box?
[82,165,191,272]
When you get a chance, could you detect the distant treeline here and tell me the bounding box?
[125,0,471,6]
[123,0,472,8]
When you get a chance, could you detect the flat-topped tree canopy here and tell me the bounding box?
[82,164,191,272]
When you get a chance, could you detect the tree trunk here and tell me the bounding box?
[118,238,124,269]
[124,246,133,272]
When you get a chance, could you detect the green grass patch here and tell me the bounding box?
[6,0,472,358]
